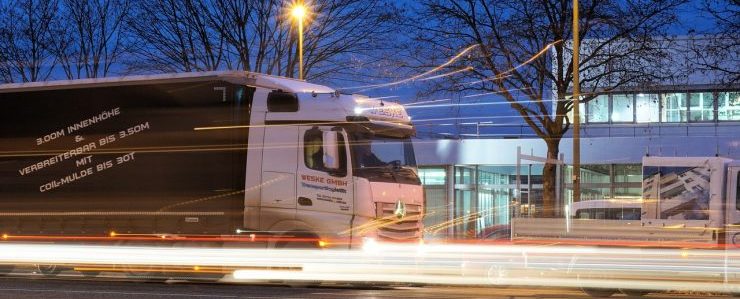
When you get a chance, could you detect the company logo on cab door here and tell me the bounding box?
[300,174,347,186]
[300,174,348,193]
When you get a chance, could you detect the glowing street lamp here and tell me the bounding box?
[291,3,308,80]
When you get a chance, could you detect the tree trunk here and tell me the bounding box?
[541,139,561,218]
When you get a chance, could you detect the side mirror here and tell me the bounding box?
[322,131,341,171]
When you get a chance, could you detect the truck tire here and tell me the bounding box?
[275,232,322,288]
[115,240,164,280]
[35,264,62,277]
[80,270,101,278]
[581,287,617,297]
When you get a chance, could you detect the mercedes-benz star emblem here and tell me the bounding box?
[393,200,406,219]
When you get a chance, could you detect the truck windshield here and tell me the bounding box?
[350,133,419,184]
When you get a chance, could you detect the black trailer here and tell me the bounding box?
[0,77,254,237]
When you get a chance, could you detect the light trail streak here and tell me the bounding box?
[0,242,738,293]
[403,98,452,106]
[463,40,563,86]
[340,44,480,91]
[461,87,533,98]
[418,66,474,81]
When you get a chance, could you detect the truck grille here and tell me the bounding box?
[375,202,422,241]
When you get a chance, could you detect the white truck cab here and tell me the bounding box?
[240,73,424,248]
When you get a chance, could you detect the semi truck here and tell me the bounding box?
[510,156,740,296]
[0,71,423,275]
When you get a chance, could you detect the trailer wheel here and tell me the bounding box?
[115,241,164,280]
[581,287,617,297]
[35,264,62,277]
[80,270,101,278]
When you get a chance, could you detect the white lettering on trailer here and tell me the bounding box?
[39,167,94,193]
[119,122,150,139]
[18,142,97,176]
[39,152,136,193]
[75,155,93,167]
[36,129,65,146]
[66,107,121,135]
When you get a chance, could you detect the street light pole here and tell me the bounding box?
[297,15,304,80]
[572,0,581,203]
[291,3,307,80]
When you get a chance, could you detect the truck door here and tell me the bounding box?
[296,126,354,241]
[726,166,740,247]
[260,125,298,210]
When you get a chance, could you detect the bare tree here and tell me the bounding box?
[126,0,226,73]
[0,0,60,82]
[409,0,686,216]
[687,0,739,84]
[52,0,132,79]
[125,0,400,81]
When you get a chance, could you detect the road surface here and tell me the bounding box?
[0,276,733,299]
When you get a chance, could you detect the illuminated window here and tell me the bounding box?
[661,93,687,122]
[718,92,740,121]
[586,95,609,123]
[611,94,634,122]
[635,94,659,123]
[419,167,446,185]
[565,99,585,124]
[689,92,715,122]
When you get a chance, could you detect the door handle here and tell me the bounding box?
[298,197,313,206]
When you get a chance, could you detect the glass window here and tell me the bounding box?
[304,128,347,173]
[454,189,476,237]
[614,164,641,183]
[643,166,710,220]
[661,93,687,122]
[455,166,475,185]
[718,92,740,121]
[611,94,634,122]
[635,93,659,123]
[423,187,449,239]
[419,167,446,185]
[587,95,609,123]
[478,166,516,185]
[566,101,586,125]
[689,92,715,122]
[581,165,610,184]
[566,165,609,184]
[304,129,324,171]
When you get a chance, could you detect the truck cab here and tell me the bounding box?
[241,74,424,249]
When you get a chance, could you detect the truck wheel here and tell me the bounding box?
[581,287,617,297]
[115,241,164,280]
[36,264,63,277]
[619,289,650,297]
[275,232,322,287]
[80,270,101,278]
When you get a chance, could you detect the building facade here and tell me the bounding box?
[414,87,740,239]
